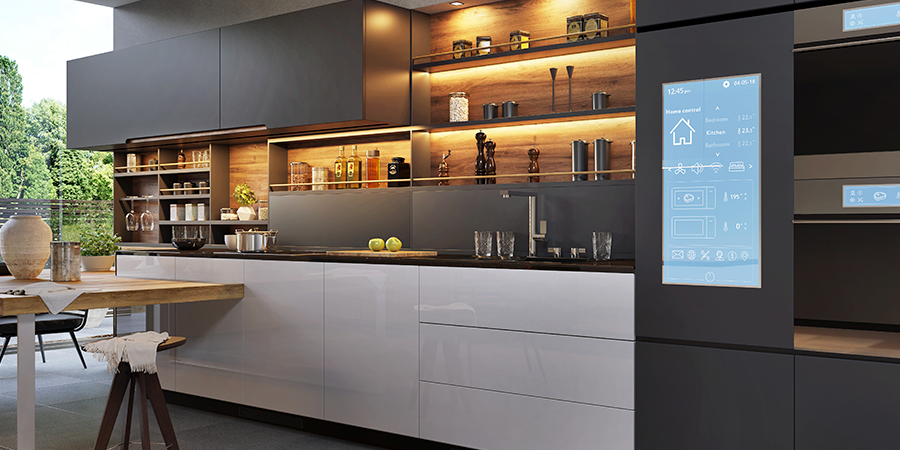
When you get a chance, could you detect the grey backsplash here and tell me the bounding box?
[270,180,635,259]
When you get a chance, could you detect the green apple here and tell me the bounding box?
[386,237,402,252]
[368,238,385,252]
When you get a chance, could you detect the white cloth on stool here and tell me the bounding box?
[83,331,170,374]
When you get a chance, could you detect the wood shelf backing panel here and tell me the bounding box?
[795,326,900,361]
[283,138,412,187]
[429,0,633,58]
[229,142,269,209]
[429,116,634,184]
[430,46,635,125]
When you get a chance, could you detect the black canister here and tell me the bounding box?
[387,157,411,187]
[571,139,589,181]
[591,91,610,110]
[483,103,499,119]
[501,101,518,118]
[594,138,612,180]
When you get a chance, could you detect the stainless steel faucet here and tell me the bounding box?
[499,190,546,257]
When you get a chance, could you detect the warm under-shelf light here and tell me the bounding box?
[449,1,464,6]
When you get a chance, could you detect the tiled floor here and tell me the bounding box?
[0,345,387,450]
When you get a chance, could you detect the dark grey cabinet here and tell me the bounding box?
[220,0,411,132]
[637,0,792,27]
[67,29,220,150]
[796,355,900,449]
[637,342,794,450]
[635,13,794,348]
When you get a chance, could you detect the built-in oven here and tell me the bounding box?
[795,1,900,330]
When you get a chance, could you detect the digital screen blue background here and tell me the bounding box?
[843,184,900,207]
[844,2,900,32]
[662,74,761,287]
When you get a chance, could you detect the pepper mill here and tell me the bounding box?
[475,130,487,185]
[485,139,497,184]
[528,146,541,183]
[438,150,451,186]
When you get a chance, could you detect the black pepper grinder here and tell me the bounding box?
[528,146,541,183]
[485,139,497,184]
[438,150,451,186]
[475,130,487,185]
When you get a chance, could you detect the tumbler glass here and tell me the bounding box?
[592,231,612,261]
[474,231,493,258]
[496,231,515,259]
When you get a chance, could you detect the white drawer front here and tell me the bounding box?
[420,323,633,409]
[419,266,634,339]
[116,255,175,280]
[420,381,634,450]
[174,257,243,284]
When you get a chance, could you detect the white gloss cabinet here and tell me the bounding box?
[420,323,634,409]
[324,263,419,438]
[173,257,245,404]
[116,254,176,280]
[243,260,325,418]
[419,266,634,340]
[420,381,634,450]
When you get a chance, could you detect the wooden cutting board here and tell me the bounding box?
[326,250,438,258]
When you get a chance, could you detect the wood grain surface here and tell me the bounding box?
[284,135,411,188]
[429,0,632,57]
[0,271,243,316]
[430,115,634,184]
[229,142,269,209]
[795,326,900,360]
[325,250,438,257]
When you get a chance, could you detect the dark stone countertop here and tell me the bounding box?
[117,246,635,273]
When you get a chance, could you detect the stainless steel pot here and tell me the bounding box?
[235,229,266,252]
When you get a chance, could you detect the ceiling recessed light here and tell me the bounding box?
[450,1,464,6]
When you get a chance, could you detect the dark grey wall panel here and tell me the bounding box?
[796,355,900,449]
[270,189,411,250]
[67,29,220,149]
[638,0,791,27]
[220,1,365,131]
[637,342,794,450]
[635,14,794,348]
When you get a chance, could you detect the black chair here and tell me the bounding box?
[0,311,89,368]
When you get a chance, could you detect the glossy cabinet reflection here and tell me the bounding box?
[116,255,176,280]
[324,263,419,437]
[243,260,325,418]
[174,257,245,404]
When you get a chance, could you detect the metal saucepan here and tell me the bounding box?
[235,229,278,253]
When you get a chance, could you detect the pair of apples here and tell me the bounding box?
[369,237,402,252]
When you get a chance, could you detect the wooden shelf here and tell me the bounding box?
[157,168,210,176]
[114,171,159,178]
[796,326,900,361]
[414,35,635,73]
[159,220,268,226]
[158,194,211,201]
[429,106,635,133]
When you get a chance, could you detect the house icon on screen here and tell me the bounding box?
[669,118,696,146]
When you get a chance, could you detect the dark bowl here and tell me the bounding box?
[172,238,206,251]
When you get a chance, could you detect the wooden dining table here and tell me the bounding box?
[0,270,244,450]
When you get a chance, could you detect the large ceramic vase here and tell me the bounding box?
[0,215,52,279]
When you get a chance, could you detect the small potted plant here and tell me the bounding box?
[79,225,122,272]
[233,183,258,221]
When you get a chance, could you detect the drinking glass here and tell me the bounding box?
[592,231,612,261]
[496,231,515,259]
[192,150,202,168]
[140,209,154,232]
[474,231,493,258]
[201,148,210,168]
[125,202,138,232]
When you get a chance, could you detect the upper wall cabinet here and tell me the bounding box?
[637,0,792,27]
[67,29,220,150]
[220,0,411,132]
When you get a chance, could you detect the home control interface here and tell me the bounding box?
[843,184,900,207]
[662,74,761,288]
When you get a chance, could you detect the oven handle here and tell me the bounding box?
[794,35,900,53]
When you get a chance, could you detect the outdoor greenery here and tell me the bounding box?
[233,182,258,206]
[61,218,120,256]
[0,55,113,201]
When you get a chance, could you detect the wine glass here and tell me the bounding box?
[125,200,138,232]
[140,209,154,232]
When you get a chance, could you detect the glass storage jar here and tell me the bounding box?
[449,92,469,122]
[290,161,311,191]
[312,166,328,191]
[220,207,238,221]
[258,200,269,220]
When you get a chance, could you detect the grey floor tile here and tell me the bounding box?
[0,395,15,414]
[0,373,90,394]
[0,404,95,437]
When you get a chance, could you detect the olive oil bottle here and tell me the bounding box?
[347,145,361,189]
[334,146,347,189]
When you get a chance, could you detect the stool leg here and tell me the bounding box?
[0,336,10,365]
[37,335,46,363]
[137,373,151,450]
[70,331,88,369]
[122,376,137,450]
[145,372,179,450]
[94,363,133,450]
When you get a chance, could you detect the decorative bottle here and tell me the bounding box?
[334,146,347,189]
[177,149,186,169]
[475,130,487,185]
[347,145,361,189]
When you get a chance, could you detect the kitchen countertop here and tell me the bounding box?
[117,246,635,273]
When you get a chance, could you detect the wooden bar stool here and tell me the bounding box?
[92,336,186,450]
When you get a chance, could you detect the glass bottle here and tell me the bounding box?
[347,145,361,189]
[365,149,380,189]
[177,149,186,169]
[334,146,347,189]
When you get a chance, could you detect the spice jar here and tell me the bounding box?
[171,182,182,196]
[183,181,194,195]
[452,39,472,59]
[567,15,584,42]
[476,36,492,55]
[365,149,381,189]
[449,92,469,122]
[258,200,269,220]
[312,166,329,191]
[387,157,411,187]
[290,161,311,191]
[509,30,531,50]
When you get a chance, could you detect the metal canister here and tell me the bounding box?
[594,138,613,180]
[476,36,492,55]
[50,242,81,282]
[571,139,589,181]
[452,39,472,59]
[501,101,518,118]
[567,15,584,42]
[483,103,499,119]
[583,13,609,39]
[591,91,610,110]
[509,30,531,50]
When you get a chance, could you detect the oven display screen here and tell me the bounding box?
[844,2,900,32]
[843,184,900,207]
[662,74,761,288]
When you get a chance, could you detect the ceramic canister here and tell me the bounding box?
[0,215,52,279]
